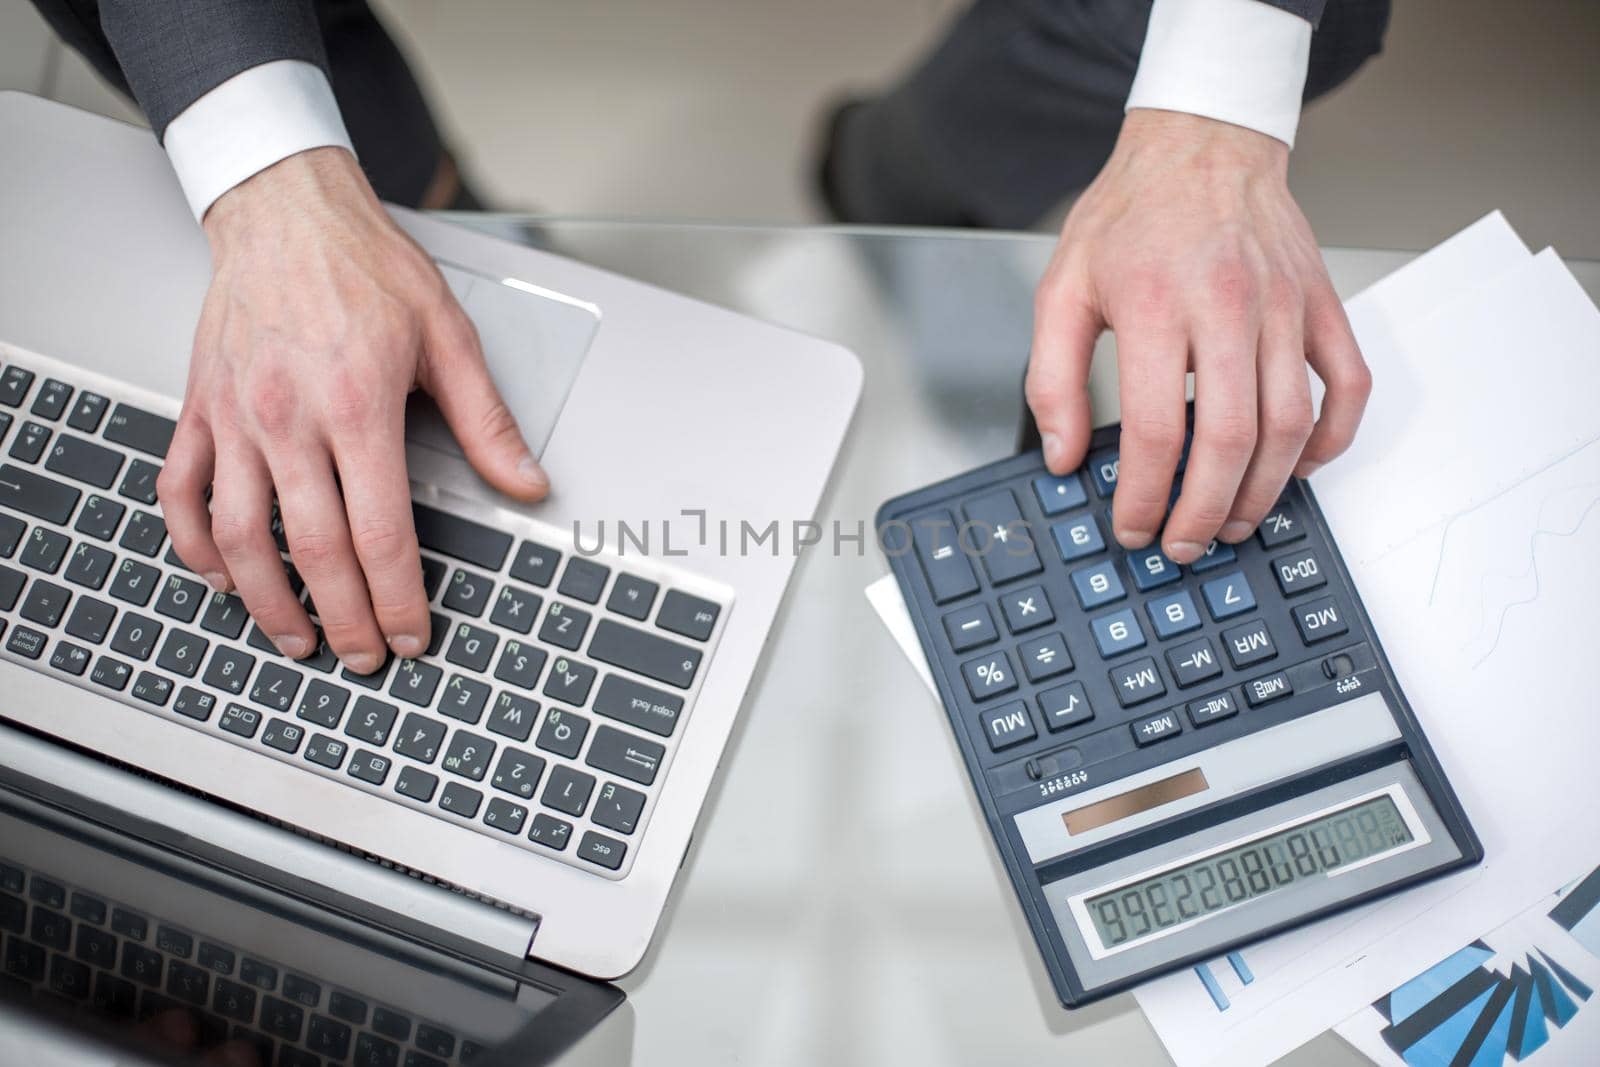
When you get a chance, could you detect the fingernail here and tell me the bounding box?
[1041,432,1061,467]
[1220,520,1254,542]
[389,633,425,659]
[204,571,230,593]
[345,652,382,676]
[1115,528,1154,549]
[1165,541,1204,564]
[517,454,548,489]
[274,634,310,659]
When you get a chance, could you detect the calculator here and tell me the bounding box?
[878,422,1481,1008]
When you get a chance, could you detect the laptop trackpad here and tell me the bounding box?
[406,261,599,459]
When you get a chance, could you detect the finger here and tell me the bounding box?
[421,303,550,500]
[267,445,390,673]
[1162,325,1258,561]
[1109,322,1189,548]
[156,413,230,591]
[209,442,315,659]
[1025,270,1103,474]
[1298,281,1371,477]
[1222,315,1314,540]
[329,398,432,662]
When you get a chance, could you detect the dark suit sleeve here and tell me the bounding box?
[1256,0,1327,27]
[97,0,329,141]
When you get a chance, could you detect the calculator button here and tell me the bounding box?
[1038,682,1093,732]
[1165,637,1223,688]
[1187,539,1237,573]
[1090,608,1145,658]
[961,651,1017,701]
[1032,473,1087,515]
[979,701,1036,751]
[1111,657,1166,706]
[1244,671,1294,706]
[1272,548,1327,596]
[1000,584,1054,633]
[1126,547,1182,591]
[1051,515,1105,562]
[1293,596,1348,643]
[1200,571,1256,620]
[1222,618,1277,668]
[961,490,1042,585]
[943,604,997,652]
[911,510,979,604]
[1087,449,1119,497]
[1071,560,1125,610]
[1257,500,1305,547]
[1146,589,1202,639]
[1187,690,1239,727]
[1019,632,1072,682]
[1131,709,1182,746]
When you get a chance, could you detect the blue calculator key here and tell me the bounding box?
[1020,632,1073,682]
[1051,515,1104,562]
[1070,560,1125,610]
[1187,539,1237,573]
[1293,596,1348,644]
[1258,500,1305,548]
[1222,617,1277,668]
[1272,547,1327,596]
[979,701,1036,751]
[1000,584,1054,634]
[1131,708,1182,745]
[909,510,979,604]
[961,651,1017,701]
[943,604,997,652]
[1091,608,1145,658]
[1126,546,1182,591]
[1032,473,1087,516]
[1111,656,1166,706]
[1187,689,1239,727]
[1039,681,1093,732]
[1087,449,1120,498]
[1146,589,1202,639]
[1201,570,1256,620]
[961,489,1043,585]
[1165,636,1223,688]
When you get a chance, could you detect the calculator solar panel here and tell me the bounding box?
[879,421,1480,1007]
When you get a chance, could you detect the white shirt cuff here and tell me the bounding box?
[162,59,356,220]
[1125,0,1312,148]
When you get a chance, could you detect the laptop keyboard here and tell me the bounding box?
[1,857,490,1065]
[0,345,728,879]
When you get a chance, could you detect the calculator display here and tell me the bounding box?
[1084,796,1412,951]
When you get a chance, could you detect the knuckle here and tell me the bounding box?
[1204,411,1257,457]
[325,369,382,429]
[248,383,299,442]
[351,518,414,568]
[1123,413,1186,456]
[1207,259,1257,318]
[1263,395,1315,447]
[475,399,522,446]
[210,511,260,556]
[285,529,343,572]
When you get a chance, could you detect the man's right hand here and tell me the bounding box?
[159,146,550,674]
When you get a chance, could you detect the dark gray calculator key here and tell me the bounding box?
[585,725,664,786]
[593,674,682,737]
[1126,546,1182,592]
[341,654,393,690]
[441,730,495,781]
[74,494,125,542]
[110,559,160,606]
[1222,618,1276,668]
[1091,608,1146,658]
[199,592,247,638]
[588,618,700,690]
[537,601,590,651]
[390,658,441,706]
[1166,636,1224,688]
[156,630,208,677]
[490,748,544,799]
[203,646,255,695]
[593,782,647,835]
[979,700,1036,751]
[103,404,176,459]
[49,640,92,676]
[961,489,1042,584]
[30,379,73,420]
[655,589,719,641]
[1111,656,1167,707]
[558,557,609,604]
[393,713,445,763]
[510,540,561,587]
[541,764,595,815]
[535,706,589,758]
[1200,570,1256,620]
[1273,547,1327,596]
[487,691,539,740]
[297,679,348,727]
[1000,584,1054,634]
[1187,690,1240,727]
[117,459,161,505]
[0,513,21,556]
[9,420,51,463]
[409,502,512,571]
[219,703,262,738]
[1188,539,1237,573]
[420,555,447,600]
[1033,472,1088,515]
[394,766,438,802]
[1244,670,1294,706]
[908,509,979,604]
[494,640,547,690]
[345,696,398,745]
[1087,448,1120,497]
[527,813,572,850]
[489,584,541,634]
[261,718,306,754]
[63,543,113,589]
[577,831,626,871]
[45,434,124,489]
[0,562,21,609]
[445,622,497,672]
[1131,709,1182,746]
[1294,596,1348,643]
[543,655,599,706]
[1034,683,1091,733]
[3,625,42,659]
[1051,514,1106,563]
[21,579,71,627]
[250,662,303,712]
[439,673,491,722]
[961,650,1017,701]
[484,797,529,835]
[172,686,216,722]
[130,671,173,705]
[0,462,79,524]
[118,511,165,559]
[154,574,205,622]
[1147,589,1203,640]
[438,782,482,818]
[304,733,349,769]
[19,526,70,573]
[441,568,494,617]
[0,366,34,406]
[943,604,997,652]
[1257,500,1304,547]
[347,749,392,786]
[607,574,659,621]
[1071,560,1125,609]
[67,392,109,433]
[1019,632,1073,682]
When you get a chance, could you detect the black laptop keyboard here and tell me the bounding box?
[0,347,728,878]
[1,857,486,1066]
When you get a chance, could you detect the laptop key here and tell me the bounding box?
[442,568,493,617]
[410,502,512,572]
[297,678,349,727]
[541,765,594,816]
[347,750,392,786]
[5,624,47,659]
[558,557,609,604]
[0,513,21,557]
[345,696,398,745]
[304,734,349,769]
[527,813,572,850]
[64,543,114,588]
[441,731,494,781]
[76,926,118,968]
[250,661,303,712]
[439,782,482,818]
[543,655,597,706]
[490,748,544,800]
[655,589,719,641]
[20,526,70,572]
[341,653,393,689]
[66,594,120,643]
[199,591,247,638]
[156,630,208,677]
[204,646,255,694]
[261,718,306,754]
[593,782,647,835]
[538,601,589,651]
[49,639,91,676]
[484,797,528,835]
[260,995,305,1041]
[486,691,538,740]
[103,403,176,459]
[607,573,658,621]
[10,420,50,463]
[534,706,589,757]
[0,366,34,407]
[20,579,71,627]
[493,640,547,690]
[510,540,561,587]
[445,622,497,672]
[0,563,22,609]
[29,379,72,420]
[585,726,664,786]
[490,584,541,634]
[66,391,108,432]
[588,619,700,690]
[393,712,445,763]
[212,977,256,1023]
[593,674,682,737]
[117,459,161,505]
[91,656,132,690]
[172,686,216,722]
[110,558,159,606]
[110,612,161,659]
[45,433,124,488]
[394,766,438,802]
[0,462,78,524]
[74,494,125,542]
[577,831,627,871]
[131,671,173,706]
[155,574,205,622]
[390,658,440,706]
[219,704,262,739]
[438,673,490,722]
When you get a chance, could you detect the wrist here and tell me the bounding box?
[1117,109,1289,179]
[202,146,374,250]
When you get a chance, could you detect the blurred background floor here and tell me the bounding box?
[3,0,1596,256]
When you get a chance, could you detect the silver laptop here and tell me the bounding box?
[0,88,861,1033]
